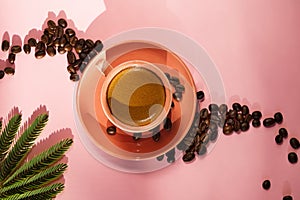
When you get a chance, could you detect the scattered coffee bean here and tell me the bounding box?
[28,38,37,47]
[67,51,76,64]
[8,53,16,64]
[196,91,205,101]
[67,64,76,74]
[65,28,75,37]
[223,125,233,135]
[240,122,250,132]
[228,109,237,119]
[219,104,228,114]
[164,118,172,131]
[47,20,56,30]
[173,92,182,101]
[59,36,67,47]
[64,43,72,52]
[289,138,300,150]
[244,114,252,123]
[262,179,271,190]
[252,111,262,120]
[252,119,261,127]
[53,38,60,47]
[94,39,103,50]
[233,120,241,132]
[55,26,64,38]
[106,126,116,135]
[152,132,160,142]
[197,144,207,155]
[85,39,94,49]
[4,67,15,75]
[75,39,85,54]
[36,41,46,51]
[288,152,298,164]
[0,70,4,79]
[156,154,164,161]
[69,36,78,47]
[34,50,46,59]
[274,112,283,124]
[79,52,87,60]
[283,195,293,200]
[69,73,79,82]
[182,152,195,162]
[232,102,242,111]
[237,113,243,122]
[11,45,22,54]
[41,34,49,44]
[241,105,249,115]
[1,40,9,51]
[46,46,56,57]
[279,128,288,138]
[263,118,276,128]
[58,18,68,28]
[23,44,31,54]
[200,108,209,120]
[58,46,66,54]
[275,135,283,145]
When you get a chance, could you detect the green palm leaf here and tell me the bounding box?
[0,114,22,162]
[1,183,64,200]
[3,138,73,186]
[0,163,67,197]
[0,114,48,181]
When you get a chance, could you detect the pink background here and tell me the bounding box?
[1,0,300,199]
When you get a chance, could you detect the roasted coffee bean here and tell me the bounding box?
[1,40,9,51]
[173,92,182,101]
[41,34,49,44]
[240,122,249,132]
[58,46,66,54]
[72,59,82,71]
[252,111,262,120]
[69,36,78,47]
[4,67,15,75]
[67,64,76,74]
[85,39,94,49]
[0,70,4,79]
[241,105,249,115]
[252,119,261,127]
[237,113,243,122]
[46,46,56,57]
[64,43,72,52]
[233,120,241,132]
[274,112,283,124]
[232,102,242,111]
[223,125,233,135]
[70,73,79,81]
[79,52,87,60]
[288,152,298,164]
[65,28,75,37]
[34,50,46,59]
[200,108,209,120]
[279,128,288,138]
[133,132,142,141]
[23,44,31,54]
[28,38,37,47]
[75,39,85,54]
[59,36,67,47]
[8,53,16,64]
[156,154,164,161]
[175,84,185,93]
[197,144,207,155]
[55,26,64,38]
[11,45,22,54]
[43,28,50,36]
[82,45,91,54]
[262,180,271,190]
[263,118,276,127]
[283,195,293,200]
[275,135,283,145]
[182,152,195,162]
[244,114,252,123]
[67,51,76,64]
[164,118,172,131]
[106,126,116,135]
[225,118,235,126]
[53,38,60,47]
[209,130,218,141]
[58,18,68,28]
[208,103,219,113]
[196,91,205,101]
[219,104,228,114]
[199,122,208,133]
[94,39,103,51]
[47,20,56,30]
[200,134,209,145]
[36,41,46,51]
[228,109,237,119]
[152,132,160,142]
[290,138,300,150]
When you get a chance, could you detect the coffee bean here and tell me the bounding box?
[208,103,219,113]
[197,144,207,155]
[228,109,237,119]
[275,135,283,145]
[237,113,243,122]
[232,102,242,111]
[283,195,293,200]
[64,43,72,52]
[152,132,160,142]
[34,50,46,59]
[288,152,298,164]
[47,20,56,30]
[53,38,60,47]
[156,154,164,161]
[263,118,276,127]
[106,126,116,135]
[55,26,64,38]
[252,119,261,127]
[4,67,15,75]
[70,73,79,81]
[36,41,46,51]
[252,111,262,120]
[75,39,85,54]
[79,52,87,60]
[173,92,182,101]
[28,38,37,47]
[210,114,221,124]
[67,51,76,64]
[1,40,9,51]
[182,152,195,162]
[59,36,67,47]
[41,34,49,44]
[209,130,218,141]
[223,125,233,135]
[290,138,300,150]
[200,133,209,145]
[94,40,103,51]
[200,108,209,120]
[279,128,288,138]
[82,45,91,54]
[274,112,283,124]
[8,53,16,64]
[23,44,31,54]
[244,114,252,123]
[262,180,271,190]
[164,118,172,131]
[241,105,249,115]
[46,46,56,57]
[209,122,218,131]
[233,120,241,132]
[58,46,66,54]
[219,104,228,114]
[58,18,67,28]
[65,28,75,37]
[240,122,249,132]
[175,84,185,93]
[67,64,77,74]
[196,91,205,101]
[43,28,51,36]
[11,45,22,54]
[69,36,78,47]
[85,39,94,49]
[225,118,235,126]
[0,70,4,79]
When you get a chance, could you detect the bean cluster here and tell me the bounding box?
[1,18,103,81]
